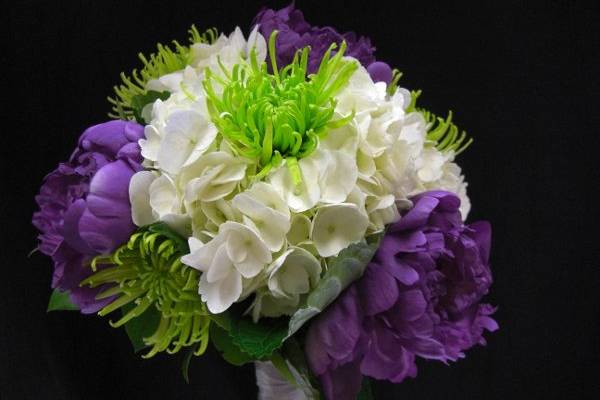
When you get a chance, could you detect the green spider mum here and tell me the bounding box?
[407,90,473,156]
[203,30,358,184]
[108,25,218,120]
[80,225,210,358]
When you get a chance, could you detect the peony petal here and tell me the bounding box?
[85,160,135,218]
[320,361,363,400]
[366,61,393,84]
[382,259,419,285]
[78,207,133,254]
[359,263,399,315]
[468,220,492,264]
[78,120,132,157]
[391,195,439,232]
[61,199,95,255]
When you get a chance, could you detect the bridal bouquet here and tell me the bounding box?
[33,4,497,399]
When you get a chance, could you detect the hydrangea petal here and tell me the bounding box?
[311,204,369,257]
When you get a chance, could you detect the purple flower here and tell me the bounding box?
[305,191,498,399]
[33,120,144,313]
[253,3,393,83]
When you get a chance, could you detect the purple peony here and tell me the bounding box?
[305,191,498,400]
[33,120,144,313]
[253,3,393,84]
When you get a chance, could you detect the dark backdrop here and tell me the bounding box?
[3,1,599,399]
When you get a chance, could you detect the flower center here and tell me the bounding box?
[203,31,357,185]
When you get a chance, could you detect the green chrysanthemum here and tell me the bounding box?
[108,25,218,120]
[408,90,473,156]
[203,30,358,184]
[81,225,210,358]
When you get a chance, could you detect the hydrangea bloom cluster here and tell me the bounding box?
[127,26,470,317]
[33,4,495,399]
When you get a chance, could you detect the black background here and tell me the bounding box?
[3,1,599,399]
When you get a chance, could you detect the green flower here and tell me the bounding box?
[108,25,218,120]
[203,31,358,185]
[408,90,473,156]
[81,225,210,358]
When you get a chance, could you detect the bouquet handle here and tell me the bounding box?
[255,361,309,400]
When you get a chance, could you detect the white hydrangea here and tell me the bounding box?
[129,28,471,317]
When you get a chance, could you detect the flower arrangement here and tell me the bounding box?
[33,4,497,399]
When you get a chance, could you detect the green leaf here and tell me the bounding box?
[209,311,234,331]
[229,316,289,359]
[287,234,383,337]
[208,234,381,368]
[147,222,189,253]
[357,377,375,400]
[181,343,199,383]
[47,289,78,312]
[130,90,170,123]
[210,310,288,364]
[121,303,161,353]
[210,323,254,366]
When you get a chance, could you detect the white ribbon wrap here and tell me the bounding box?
[255,361,309,400]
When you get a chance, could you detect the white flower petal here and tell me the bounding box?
[183,152,247,202]
[346,187,367,214]
[225,229,249,264]
[188,237,204,253]
[139,125,161,162]
[157,110,217,175]
[251,290,300,321]
[234,182,289,216]
[268,247,321,298]
[161,213,191,237]
[129,171,157,227]
[157,125,194,175]
[149,175,180,218]
[220,221,271,278]
[198,268,242,314]
[181,238,223,272]
[232,183,291,251]
[246,25,267,61]
[201,199,240,227]
[279,265,310,295]
[311,204,369,257]
[319,120,359,154]
[416,147,446,183]
[318,150,358,204]
[181,234,224,273]
[269,156,321,212]
[206,244,235,283]
[287,214,312,245]
[146,70,184,93]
